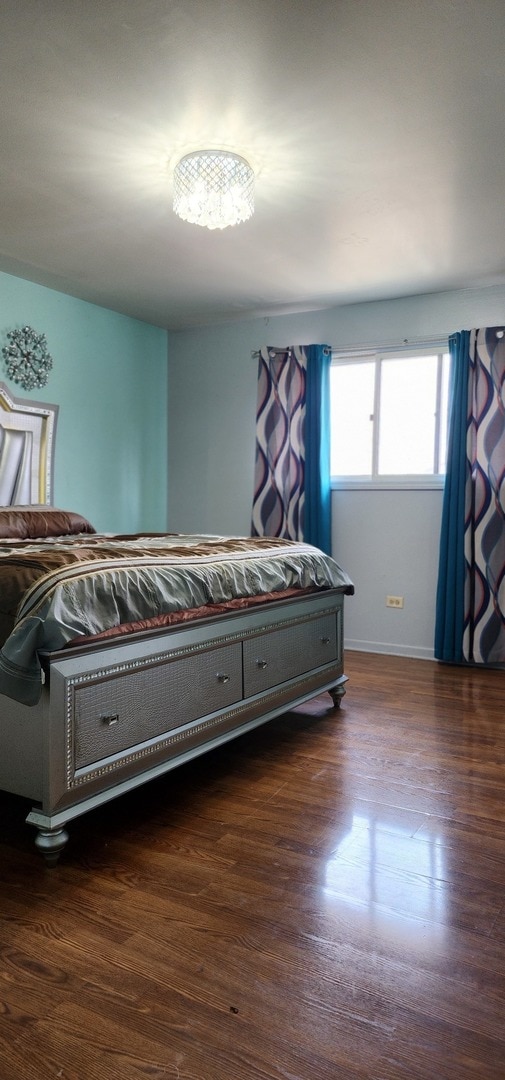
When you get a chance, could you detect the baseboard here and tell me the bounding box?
[344,638,434,661]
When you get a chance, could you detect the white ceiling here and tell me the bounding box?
[1,0,505,331]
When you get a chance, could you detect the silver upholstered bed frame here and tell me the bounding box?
[0,384,348,864]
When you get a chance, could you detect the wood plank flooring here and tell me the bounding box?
[0,651,504,1079]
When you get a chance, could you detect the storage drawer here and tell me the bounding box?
[74,642,242,769]
[243,613,337,698]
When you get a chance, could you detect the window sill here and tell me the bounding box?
[331,476,446,492]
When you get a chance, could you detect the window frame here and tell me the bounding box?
[330,344,451,491]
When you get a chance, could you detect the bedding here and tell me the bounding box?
[0,528,353,706]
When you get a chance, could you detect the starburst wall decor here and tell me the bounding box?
[2,326,54,390]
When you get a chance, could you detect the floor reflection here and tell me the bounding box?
[324,813,447,926]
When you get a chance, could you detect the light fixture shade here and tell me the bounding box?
[173,150,254,230]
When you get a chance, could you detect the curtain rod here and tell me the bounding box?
[331,335,449,356]
[251,335,449,360]
[251,345,331,358]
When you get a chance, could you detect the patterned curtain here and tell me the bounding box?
[251,345,331,553]
[435,327,505,664]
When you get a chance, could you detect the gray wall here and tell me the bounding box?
[167,284,505,659]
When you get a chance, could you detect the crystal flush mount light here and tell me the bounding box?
[173,150,254,230]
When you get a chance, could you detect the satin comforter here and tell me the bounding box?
[0,532,353,705]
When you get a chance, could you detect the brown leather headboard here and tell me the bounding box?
[0,382,58,506]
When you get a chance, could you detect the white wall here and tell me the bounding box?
[332,488,444,659]
[167,284,505,658]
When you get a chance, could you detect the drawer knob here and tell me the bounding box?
[321,636,331,645]
[256,659,268,669]
[216,673,230,684]
[101,713,119,727]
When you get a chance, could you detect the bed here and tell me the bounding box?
[0,382,353,864]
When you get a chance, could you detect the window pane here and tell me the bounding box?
[438,353,451,472]
[330,362,375,475]
[378,356,438,475]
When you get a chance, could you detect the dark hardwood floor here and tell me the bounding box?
[0,651,504,1079]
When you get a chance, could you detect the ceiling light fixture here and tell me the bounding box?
[173,150,254,230]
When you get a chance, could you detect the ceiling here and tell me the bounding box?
[1,0,505,331]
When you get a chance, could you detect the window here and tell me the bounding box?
[330,346,451,488]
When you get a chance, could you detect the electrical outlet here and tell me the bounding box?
[386,595,404,608]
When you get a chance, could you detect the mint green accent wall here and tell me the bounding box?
[0,271,168,532]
